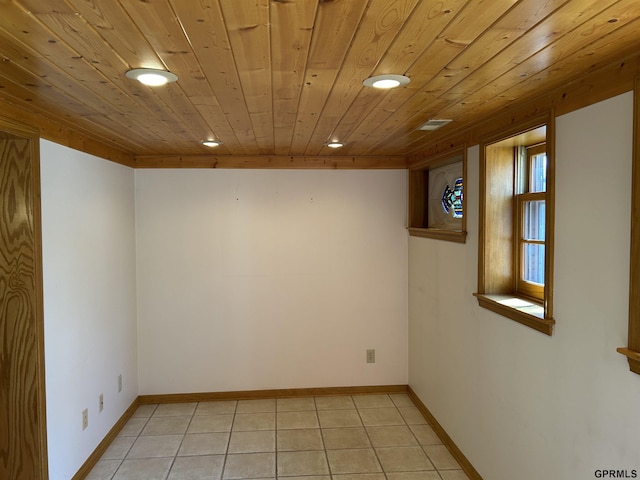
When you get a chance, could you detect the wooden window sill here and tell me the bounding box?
[617,348,640,375]
[474,293,554,336]
[408,227,467,243]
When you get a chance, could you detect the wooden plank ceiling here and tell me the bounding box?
[0,0,639,167]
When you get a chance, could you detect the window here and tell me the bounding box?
[408,147,467,243]
[475,119,555,335]
[515,144,546,301]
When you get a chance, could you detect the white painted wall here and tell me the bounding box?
[409,92,640,480]
[41,140,138,480]
[135,169,408,394]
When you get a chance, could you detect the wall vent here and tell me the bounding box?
[417,119,453,131]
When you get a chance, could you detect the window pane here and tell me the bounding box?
[523,200,545,241]
[530,153,547,193]
[523,243,545,285]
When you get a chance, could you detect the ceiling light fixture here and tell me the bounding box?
[363,74,410,89]
[125,68,178,86]
[325,141,344,148]
[202,140,222,147]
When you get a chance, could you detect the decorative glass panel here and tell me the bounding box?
[428,159,463,230]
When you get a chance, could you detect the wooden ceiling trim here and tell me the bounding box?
[381,0,629,155]
[133,154,407,170]
[220,0,272,154]
[288,0,369,155]
[407,50,640,166]
[167,0,249,153]
[0,102,133,167]
[304,0,422,156]
[270,0,317,155]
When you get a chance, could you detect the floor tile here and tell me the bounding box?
[132,404,157,418]
[353,395,395,409]
[195,401,237,415]
[332,475,386,480]
[167,455,225,480]
[314,396,355,410]
[228,430,275,453]
[233,413,275,431]
[282,476,330,480]
[223,453,275,479]
[423,445,460,470]
[359,408,405,426]
[119,417,149,437]
[102,436,135,460]
[277,428,324,451]
[389,394,416,408]
[277,411,319,429]
[127,435,183,459]
[86,459,122,480]
[439,470,471,480]
[317,409,362,428]
[326,448,382,474]
[409,425,441,446]
[141,416,190,436]
[322,427,370,449]
[277,397,316,411]
[112,457,173,480]
[367,426,418,447]
[188,414,234,433]
[386,472,442,480]
[277,450,329,476]
[397,407,427,425]
[236,398,276,413]
[376,446,435,472]
[178,432,229,456]
[153,402,197,417]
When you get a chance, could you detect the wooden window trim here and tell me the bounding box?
[408,146,467,243]
[476,114,555,335]
[515,191,545,301]
[618,78,640,375]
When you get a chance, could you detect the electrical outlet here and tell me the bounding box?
[82,408,88,430]
[99,394,104,413]
[118,374,122,393]
[366,349,376,364]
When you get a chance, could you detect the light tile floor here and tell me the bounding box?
[86,393,470,480]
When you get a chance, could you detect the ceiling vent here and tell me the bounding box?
[417,119,453,131]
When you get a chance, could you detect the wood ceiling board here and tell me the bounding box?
[289,0,369,155]
[304,0,421,156]
[344,0,528,153]
[370,0,631,155]
[0,0,639,162]
[220,0,272,154]
[270,0,317,155]
[400,0,640,154]
[166,0,249,153]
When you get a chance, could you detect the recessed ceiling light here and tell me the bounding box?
[363,74,410,89]
[202,140,222,147]
[325,142,345,148]
[125,68,178,86]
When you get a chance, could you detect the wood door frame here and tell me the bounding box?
[0,116,48,479]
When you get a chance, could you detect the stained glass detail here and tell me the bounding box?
[441,177,463,218]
